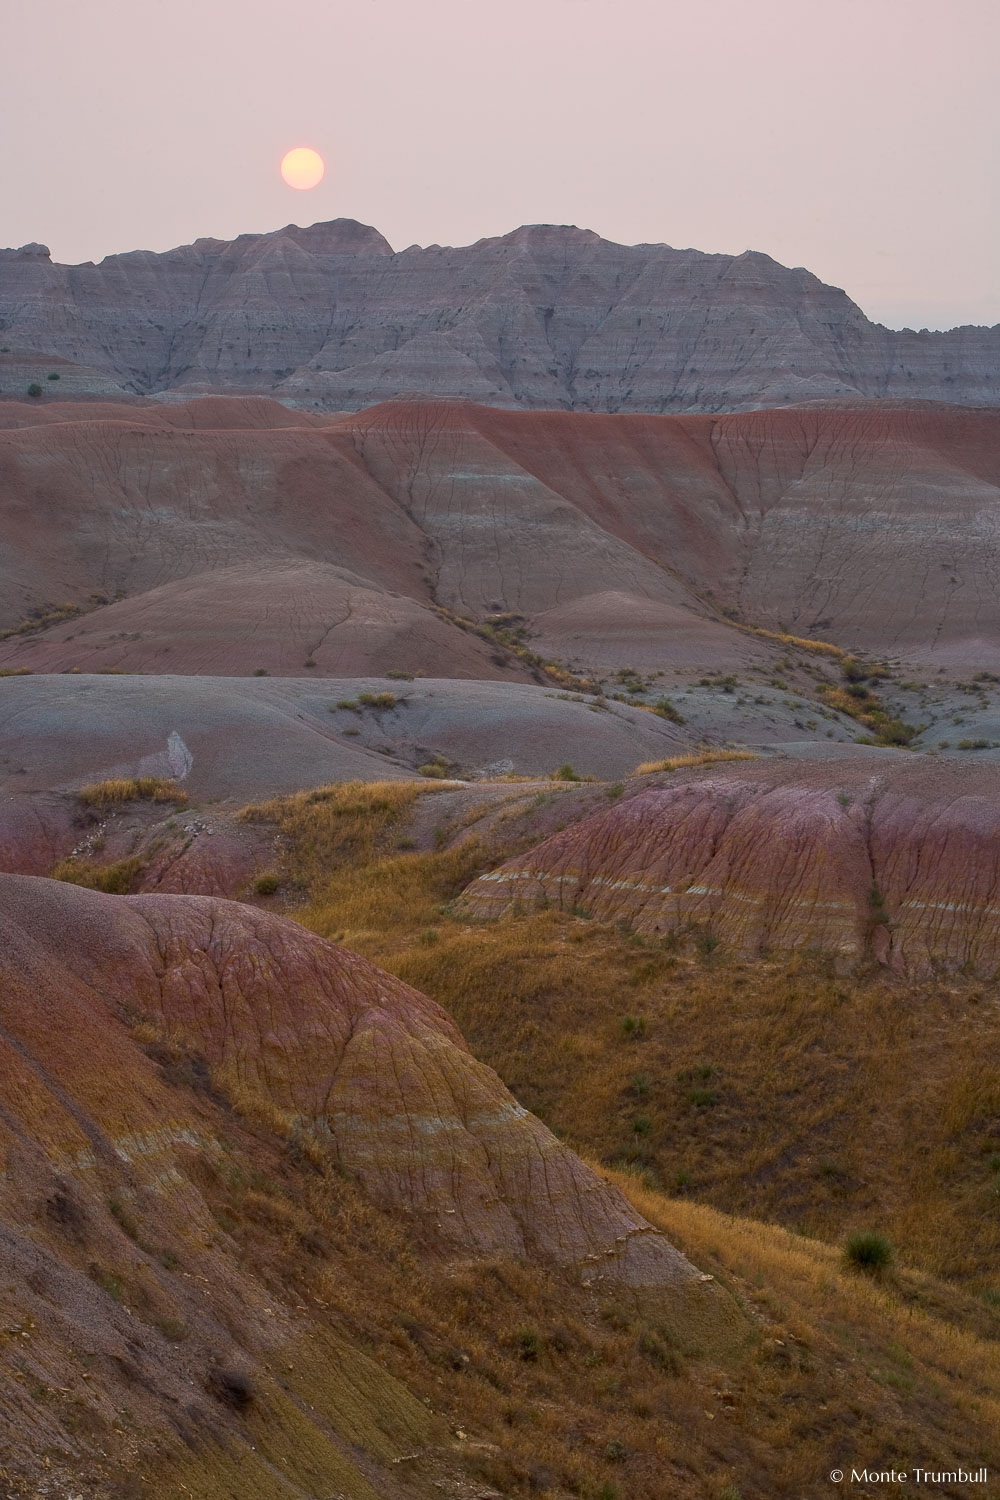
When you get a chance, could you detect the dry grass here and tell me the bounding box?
[0,601,83,640]
[51,855,146,893]
[77,776,188,810]
[388,918,1000,1282]
[818,683,918,747]
[738,624,846,658]
[633,749,758,776]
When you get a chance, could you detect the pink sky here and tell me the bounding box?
[3,0,998,329]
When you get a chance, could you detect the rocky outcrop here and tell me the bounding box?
[460,758,1000,974]
[0,873,695,1285]
[1,219,998,411]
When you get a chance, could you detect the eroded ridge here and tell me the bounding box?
[460,758,1000,973]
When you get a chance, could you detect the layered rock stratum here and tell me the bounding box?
[2,396,1000,676]
[460,758,1000,975]
[2,219,998,411]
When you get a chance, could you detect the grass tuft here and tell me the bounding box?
[634,750,757,776]
[78,777,188,810]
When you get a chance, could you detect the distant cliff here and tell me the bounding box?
[1,218,998,411]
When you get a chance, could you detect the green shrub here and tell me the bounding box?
[516,1328,543,1361]
[551,763,581,781]
[27,382,42,398]
[845,1230,894,1274]
[253,872,280,895]
[652,696,686,724]
[156,1317,189,1342]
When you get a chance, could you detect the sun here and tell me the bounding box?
[280,147,325,191]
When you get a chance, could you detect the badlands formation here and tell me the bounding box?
[4,222,1000,1498]
[3,394,1000,963]
[1,219,999,411]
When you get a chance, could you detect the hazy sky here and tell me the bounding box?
[3,0,998,329]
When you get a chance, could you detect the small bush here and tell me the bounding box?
[551,763,581,781]
[108,1195,139,1239]
[253,872,280,895]
[47,372,60,381]
[638,1327,681,1375]
[516,1328,543,1362]
[620,1015,647,1039]
[252,667,269,676]
[27,382,42,398]
[652,696,686,724]
[157,1318,189,1342]
[207,1365,255,1408]
[845,1230,894,1275]
[358,691,397,709]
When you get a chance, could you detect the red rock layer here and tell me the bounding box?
[0,874,695,1286]
[460,759,1000,974]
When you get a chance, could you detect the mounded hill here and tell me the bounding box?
[0,872,709,1498]
[1,219,998,411]
[460,756,1000,975]
[0,873,693,1281]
